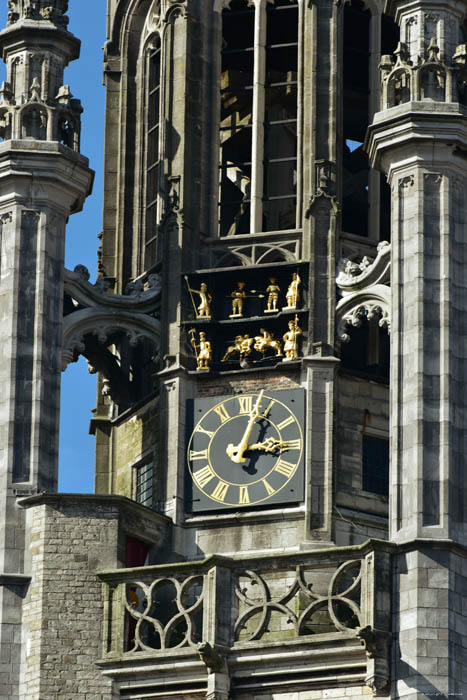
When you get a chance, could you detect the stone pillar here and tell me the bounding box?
[301,0,340,546]
[0,8,93,698]
[367,0,467,695]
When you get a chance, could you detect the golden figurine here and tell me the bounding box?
[282,316,302,361]
[190,329,212,370]
[264,277,281,313]
[254,328,283,357]
[185,276,212,318]
[230,281,246,317]
[222,334,253,362]
[284,271,301,309]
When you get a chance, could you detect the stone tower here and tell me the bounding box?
[0,1,93,696]
[2,0,467,698]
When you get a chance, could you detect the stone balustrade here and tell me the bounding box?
[97,540,393,697]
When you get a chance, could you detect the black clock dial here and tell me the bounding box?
[186,389,304,510]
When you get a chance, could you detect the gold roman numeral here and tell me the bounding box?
[262,400,275,418]
[189,449,208,461]
[211,480,229,502]
[195,424,214,439]
[239,486,250,504]
[284,439,301,451]
[237,396,252,414]
[275,459,296,478]
[277,415,294,431]
[262,478,275,496]
[213,403,230,423]
[194,465,215,488]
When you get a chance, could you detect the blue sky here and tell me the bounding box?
[0,2,107,492]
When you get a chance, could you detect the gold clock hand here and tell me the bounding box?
[248,437,284,453]
[226,390,264,463]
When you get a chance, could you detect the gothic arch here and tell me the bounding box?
[62,308,161,370]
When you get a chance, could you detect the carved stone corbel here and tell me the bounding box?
[198,642,230,700]
[357,626,391,696]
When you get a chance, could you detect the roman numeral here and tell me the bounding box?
[239,486,250,504]
[262,400,275,418]
[284,439,301,451]
[237,396,252,414]
[189,449,208,461]
[262,478,275,496]
[195,424,214,439]
[211,480,229,502]
[277,415,294,431]
[194,465,215,488]
[275,459,296,478]
[213,403,230,423]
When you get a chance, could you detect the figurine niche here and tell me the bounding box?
[284,272,301,309]
[230,281,246,317]
[283,317,302,361]
[265,277,280,313]
[190,329,212,370]
[185,277,212,318]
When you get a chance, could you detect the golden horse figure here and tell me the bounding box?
[254,328,283,357]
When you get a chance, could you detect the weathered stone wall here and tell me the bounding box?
[21,500,119,699]
[335,372,389,543]
[112,396,159,499]
[18,495,170,699]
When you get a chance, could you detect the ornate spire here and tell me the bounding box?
[7,0,69,28]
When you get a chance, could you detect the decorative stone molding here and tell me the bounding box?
[380,35,467,109]
[64,266,162,315]
[336,241,391,342]
[62,308,161,369]
[337,240,390,291]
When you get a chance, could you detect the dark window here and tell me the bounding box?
[136,461,154,508]
[342,0,370,237]
[145,43,161,269]
[362,435,389,496]
[219,0,298,236]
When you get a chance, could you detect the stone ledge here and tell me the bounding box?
[0,573,31,586]
[17,493,172,546]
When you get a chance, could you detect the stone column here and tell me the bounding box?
[301,0,340,546]
[0,9,93,698]
[367,0,467,695]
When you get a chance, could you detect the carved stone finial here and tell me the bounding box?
[393,41,410,66]
[29,77,41,102]
[7,0,69,27]
[426,37,440,63]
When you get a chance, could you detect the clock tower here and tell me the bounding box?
[3,0,467,698]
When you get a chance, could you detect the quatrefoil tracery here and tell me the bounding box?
[234,559,362,643]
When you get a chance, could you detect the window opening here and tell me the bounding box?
[342,6,399,239]
[135,460,155,508]
[145,43,161,269]
[219,0,298,236]
[342,0,370,237]
[362,435,389,496]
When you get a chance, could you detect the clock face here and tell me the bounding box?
[186,389,304,511]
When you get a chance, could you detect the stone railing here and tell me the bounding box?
[98,540,393,696]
